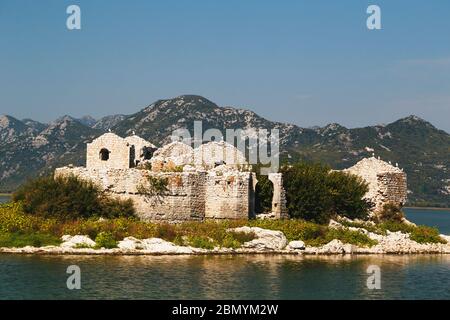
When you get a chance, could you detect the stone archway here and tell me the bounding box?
[254,174,274,214]
[268,173,289,219]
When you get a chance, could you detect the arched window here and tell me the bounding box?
[142,146,154,160]
[99,148,110,161]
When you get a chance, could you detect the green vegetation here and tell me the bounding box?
[0,201,445,248]
[254,174,273,214]
[12,175,135,220]
[137,175,169,198]
[410,226,446,244]
[281,162,371,223]
[246,219,376,247]
[0,232,60,248]
[0,202,378,248]
[0,202,256,249]
[336,207,447,244]
[95,232,117,249]
[376,203,405,223]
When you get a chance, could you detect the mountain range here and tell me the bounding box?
[1,95,449,207]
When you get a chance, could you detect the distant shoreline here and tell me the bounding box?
[405,207,450,211]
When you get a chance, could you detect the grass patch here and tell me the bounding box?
[337,218,383,235]
[247,219,377,247]
[0,232,61,248]
[410,226,447,244]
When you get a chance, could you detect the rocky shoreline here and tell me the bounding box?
[1,225,450,256]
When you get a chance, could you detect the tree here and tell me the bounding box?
[281,162,371,223]
[13,175,135,220]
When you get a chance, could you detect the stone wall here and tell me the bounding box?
[268,173,289,219]
[376,172,408,210]
[124,135,156,166]
[344,156,407,212]
[55,167,207,221]
[86,133,131,170]
[55,166,256,221]
[204,167,253,220]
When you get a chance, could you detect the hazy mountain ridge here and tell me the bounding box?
[1,95,448,206]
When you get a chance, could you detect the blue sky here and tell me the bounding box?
[1,0,449,132]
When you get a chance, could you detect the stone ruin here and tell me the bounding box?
[56,133,407,221]
[343,156,407,213]
[56,133,288,221]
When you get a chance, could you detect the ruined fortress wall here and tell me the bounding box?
[55,167,206,221]
[86,133,131,170]
[204,172,252,219]
[344,157,408,213]
[375,172,408,211]
[268,173,289,219]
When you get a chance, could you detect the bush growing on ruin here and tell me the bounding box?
[137,175,169,200]
[377,202,405,223]
[12,175,135,220]
[280,162,371,223]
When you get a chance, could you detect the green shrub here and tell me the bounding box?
[227,231,256,244]
[186,236,216,249]
[94,231,117,249]
[155,223,177,242]
[0,232,61,248]
[280,163,371,223]
[137,175,169,198]
[247,218,376,247]
[327,171,371,220]
[324,228,378,247]
[410,226,447,244]
[221,234,241,249]
[379,221,414,234]
[12,175,135,220]
[247,219,326,243]
[377,202,405,223]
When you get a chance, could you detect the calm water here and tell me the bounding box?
[0,195,11,204]
[0,254,449,299]
[404,208,450,234]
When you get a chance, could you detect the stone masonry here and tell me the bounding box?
[344,156,407,213]
[56,133,406,221]
[57,133,288,221]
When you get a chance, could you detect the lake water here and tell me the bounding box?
[0,199,449,300]
[0,254,449,299]
[0,195,11,204]
[404,208,450,234]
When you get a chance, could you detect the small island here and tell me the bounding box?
[0,133,448,255]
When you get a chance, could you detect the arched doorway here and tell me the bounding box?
[254,174,274,214]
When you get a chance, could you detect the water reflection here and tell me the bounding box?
[0,254,449,299]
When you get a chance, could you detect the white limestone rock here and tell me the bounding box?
[117,237,144,250]
[328,219,343,229]
[60,235,96,248]
[141,238,194,254]
[439,234,450,243]
[305,239,354,254]
[287,240,305,250]
[319,239,346,254]
[230,226,288,250]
